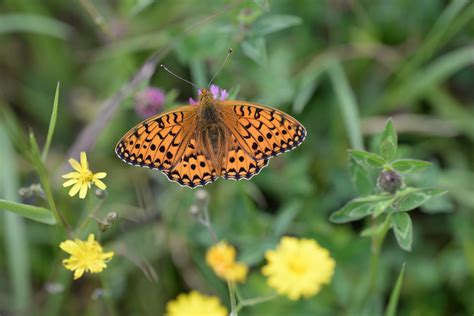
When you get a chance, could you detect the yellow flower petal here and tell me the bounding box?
[62,171,81,179]
[68,158,83,172]
[79,184,88,199]
[63,179,78,187]
[68,182,82,197]
[261,237,335,300]
[63,152,106,199]
[94,172,107,179]
[93,179,107,190]
[165,291,227,316]
[80,152,89,169]
[59,234,114,280]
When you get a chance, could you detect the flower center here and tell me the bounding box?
[80,170,94,183]
[287,258,308,275]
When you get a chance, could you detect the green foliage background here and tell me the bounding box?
[0,0,473,315]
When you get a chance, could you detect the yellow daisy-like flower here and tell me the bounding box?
[59,234,114,280]
[165,291,227,316]
[62,151,107,199]
[206,241,248,283]
[262,236,335,300]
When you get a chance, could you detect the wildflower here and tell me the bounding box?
[189,84,229,105]
[62,152,107,199]
[59,234,114,280]
[206,241,248,283]
[135,87,166,118]
[262,236,335,300]
[165,291,227,316]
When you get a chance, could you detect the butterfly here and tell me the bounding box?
[115,88,306,188]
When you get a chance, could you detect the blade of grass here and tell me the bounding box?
[394,0,470,82]
[29,132,70,230]
[0,14,72,39]
[328,60,364,150]
[0,123,32,311]
[381,45,474,110]
[42,82,60,162]
[384,263,406,316]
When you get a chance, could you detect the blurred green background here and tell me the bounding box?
[0,0,473,315]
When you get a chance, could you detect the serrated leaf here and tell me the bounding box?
[349,149,385,168]
[396,187,447,212]
[241,37,267,66]
[330,195,392,223]
[391,159,432,173]
[251,14,302,37]
[392,212,413,251]
[380,119,397,161]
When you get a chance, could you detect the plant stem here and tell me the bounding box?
[76,199,105,234]
[196,201,238,315]
[366,214,392,300]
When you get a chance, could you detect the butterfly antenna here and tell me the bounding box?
[160,64,199,90]
[207,48,233,89]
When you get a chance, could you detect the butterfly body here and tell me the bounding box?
[116,89,306,188]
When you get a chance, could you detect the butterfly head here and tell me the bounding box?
[198,88,215,106]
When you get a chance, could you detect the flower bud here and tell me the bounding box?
[377,170,404,194]
[98,212,118,232]
[95,188,107,199]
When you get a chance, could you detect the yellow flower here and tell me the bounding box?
[62,151,107,199]
[262,236,335,300]
[206,241,248,283]
[165,291,227,316]
[59,234,114,280]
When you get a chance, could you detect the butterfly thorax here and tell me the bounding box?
[195,89,231,171]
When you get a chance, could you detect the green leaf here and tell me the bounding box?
[380,118,397,161]
[396,187,447,212]
[392,212,413,251]
[361,214,393,237]
[0,14,72,39]
[349,156,373,195]
[349,149,385,168]
[373,197,396,218]
[384,263,406,316]
[328,61,364,150]
[0,199,56,225]
[292,67,323,114]
[330,195,392,223]
[28,132,63,227]
[391,159,432,173]
[241,37,267,66]
[41,82,60,162]
[251,14,302,37]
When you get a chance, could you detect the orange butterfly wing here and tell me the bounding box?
[115,100,306,188]
[164,138,219,187]
[115,105,197,172]
[221,135,269,180]
[220,101,306,161]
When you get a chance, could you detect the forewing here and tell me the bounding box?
[115,105,196,171]
[220,101,306,160]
